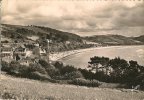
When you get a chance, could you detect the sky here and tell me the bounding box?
[1,0,144,37]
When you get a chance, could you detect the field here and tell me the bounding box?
[0,73,144,100]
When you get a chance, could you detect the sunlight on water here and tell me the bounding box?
[136,49,144,58]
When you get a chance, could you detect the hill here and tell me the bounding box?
[1,24,92,52]
[2,24,82,43]
[2,24,143,49]
[132,35,144,43]
[0,73,144,100]
[84,35,143,45]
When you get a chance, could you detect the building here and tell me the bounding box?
[1,42,50,64]
[0,46,14,63]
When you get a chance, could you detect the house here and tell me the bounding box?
[14,46,26,54]
[19,57,39,66]
[39,48,47,56]
[1,47,14,63]
[13,46,27,60]
[1,47,13,57]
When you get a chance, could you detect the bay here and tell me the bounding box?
[60,45,144,68]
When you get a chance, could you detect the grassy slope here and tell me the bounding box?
[0,74,144,100]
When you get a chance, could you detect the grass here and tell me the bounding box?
[0,74,144,100]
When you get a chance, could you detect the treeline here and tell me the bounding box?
[86,56,144,89]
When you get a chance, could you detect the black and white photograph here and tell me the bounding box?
[0,0,144,99]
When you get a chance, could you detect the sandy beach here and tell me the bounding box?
[49,46,125,61]
[49,47,99,61]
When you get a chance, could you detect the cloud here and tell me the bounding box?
[1,0,144,36]
[111,3,144,27]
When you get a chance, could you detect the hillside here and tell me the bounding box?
[84,35,143,45]
[0,73,144,100]
[2,24,143,49]
[1,24,92,52]
[132,35,144,43]
[2,24,82,42]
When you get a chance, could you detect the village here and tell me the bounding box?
[0,40,112,75]
[0,41,50,66]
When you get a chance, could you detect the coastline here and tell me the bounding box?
[50,47,98,61]
[50,45,144,62]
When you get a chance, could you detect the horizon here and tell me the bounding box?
[1,0,144,37]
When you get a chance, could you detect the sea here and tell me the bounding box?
[60,45,144,68]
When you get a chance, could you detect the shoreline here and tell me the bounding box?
[50,47,97,61]
[50,45,144,61]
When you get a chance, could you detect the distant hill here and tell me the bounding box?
[84,35,143,45]
[132,35,144,43]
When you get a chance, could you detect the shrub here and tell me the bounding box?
[46,68,60,78]
[60,65,77,75]
[53,61,64,70]
[70,78,101,87]
[28,71,50,80]
[8,61,21,75]
[39,59,56,70]
[78,68,95,80]
[1,61,10,72]
[63,71,83,80]
[28,63,47,74]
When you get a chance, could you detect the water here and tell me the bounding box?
[60,45,144,68]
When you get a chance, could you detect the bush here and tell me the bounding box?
[46,68,60,78]
[78,68,95,80]
[39,59,55,69]
[60,65,77,75]
[63,71,83,80]
[28,63,47,74]
[1,61,10,72]
[53,61,64,70]
[28,71,50,80]
[7,61,21,75]
[70,78,101,87]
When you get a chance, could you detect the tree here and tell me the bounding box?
[108,57,129,83]
[109,57,128,70]
[123,60,141,85]
[88,56,109,73]
[88,56,102,73]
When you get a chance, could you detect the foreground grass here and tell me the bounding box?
[0,74,144,100]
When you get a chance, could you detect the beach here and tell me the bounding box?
[49,47,99,61]
[51,45,144,68]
